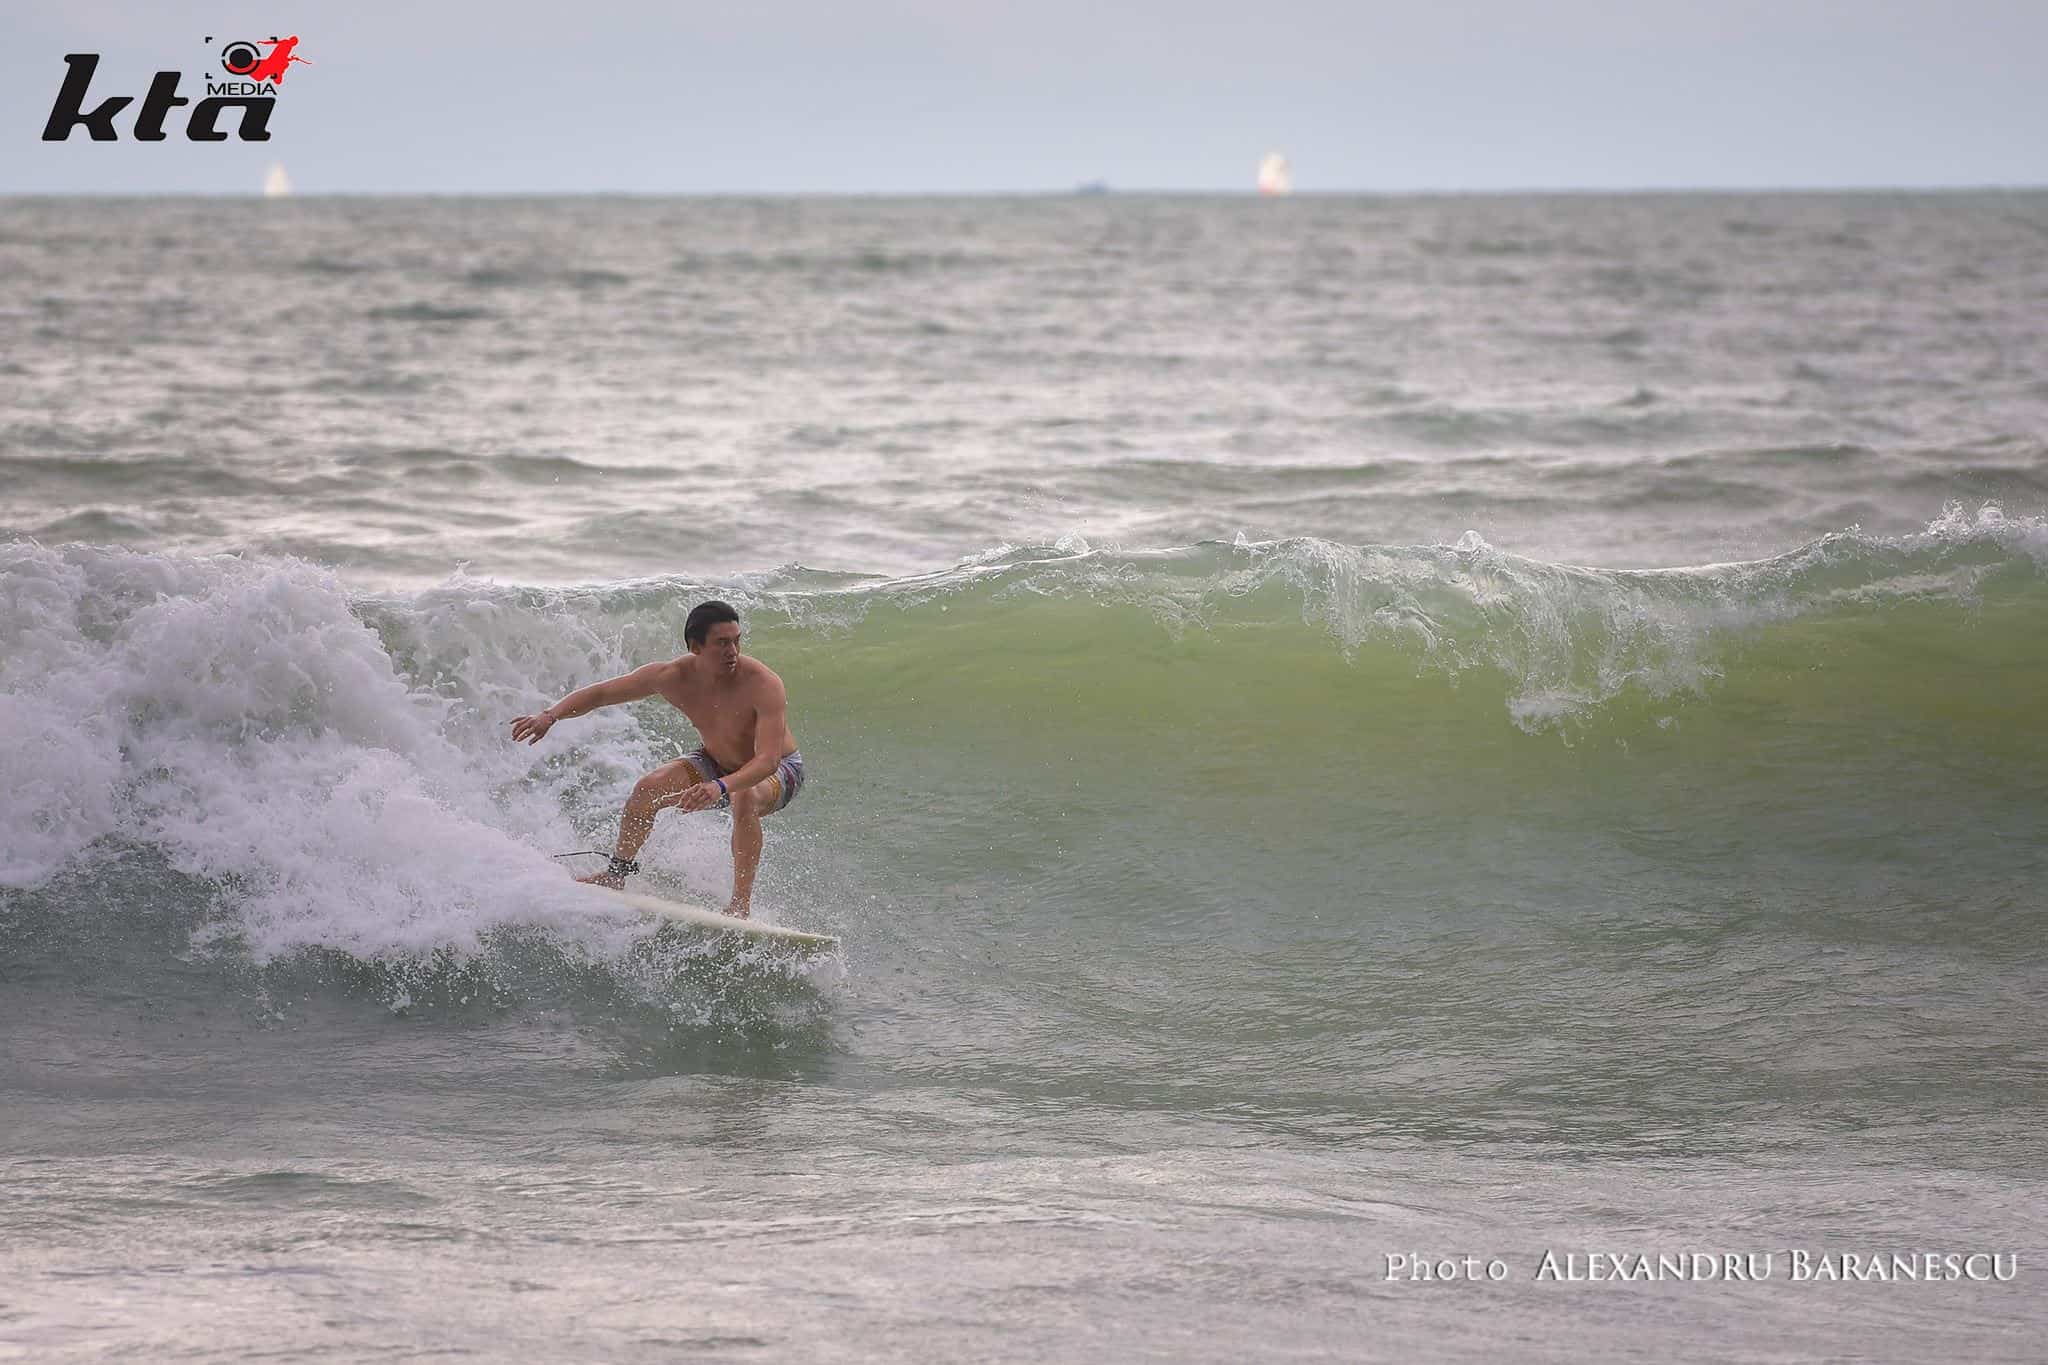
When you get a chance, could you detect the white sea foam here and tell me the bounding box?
[0,544,739,962]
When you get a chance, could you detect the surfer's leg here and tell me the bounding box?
[576,757,706,888]
[723,774,783,918]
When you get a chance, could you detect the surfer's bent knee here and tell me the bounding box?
[734,775,782,819]
[636,757,707,810]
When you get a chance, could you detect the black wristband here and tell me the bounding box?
[606,856,640,879]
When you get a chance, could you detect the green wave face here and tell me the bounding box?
[785,538,2037,892]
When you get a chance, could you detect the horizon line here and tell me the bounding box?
[6,182,2047,200]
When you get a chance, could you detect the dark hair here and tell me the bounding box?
[684,599,741,647]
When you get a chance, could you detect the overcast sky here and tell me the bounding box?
[3,0,2044,194]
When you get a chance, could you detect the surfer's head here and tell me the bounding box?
[685,599,743,675]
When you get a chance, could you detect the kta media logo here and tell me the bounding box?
[42,35,311,142]
[217,35,309,84]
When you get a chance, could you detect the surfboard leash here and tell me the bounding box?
[551,850,641,878]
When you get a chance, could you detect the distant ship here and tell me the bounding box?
[1074,180,1110,196]
[1256,152,1292,196]
[263,163,292,198]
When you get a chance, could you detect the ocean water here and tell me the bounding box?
[2,193,2046,1361]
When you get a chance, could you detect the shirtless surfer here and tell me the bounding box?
[508,601,804,918]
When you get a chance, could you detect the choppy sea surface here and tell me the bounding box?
[3,193,2046,1361]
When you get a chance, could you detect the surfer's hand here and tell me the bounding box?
[510,710,555,744]
[676,781,723,813]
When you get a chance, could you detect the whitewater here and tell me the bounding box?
[3,193,2046,1361]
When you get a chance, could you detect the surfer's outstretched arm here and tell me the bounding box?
[510,662,668,743]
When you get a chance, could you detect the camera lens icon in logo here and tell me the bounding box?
[220,41,265,76]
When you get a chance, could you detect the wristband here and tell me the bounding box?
[714,777,729,808]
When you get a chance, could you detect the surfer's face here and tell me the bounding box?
[700,622,743,675]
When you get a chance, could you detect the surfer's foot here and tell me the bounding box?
[722,898,752,920]
[577,855,639,890]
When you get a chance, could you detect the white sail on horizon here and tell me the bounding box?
[263,163,292,198]
[1256,152,1292,196]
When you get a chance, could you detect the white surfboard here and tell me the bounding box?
[579,884,840,950]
